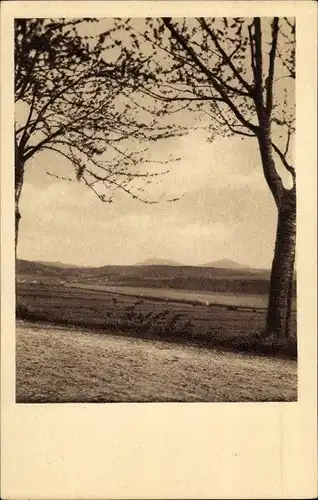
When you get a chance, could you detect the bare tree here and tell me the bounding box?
[124,16,296,338]
[15,18,181,255]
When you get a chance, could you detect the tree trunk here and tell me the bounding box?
[15,205,21,258]
[15,147,25,259]
[256,114,296,339]
[266,187,296,338]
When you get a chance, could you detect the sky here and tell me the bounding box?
[16,17,295,269]
[19,129,281,268]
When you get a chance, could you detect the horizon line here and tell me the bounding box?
[17,257,271,271]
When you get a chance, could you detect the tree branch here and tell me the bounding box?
[277,50,295,79]
[266,18,279,115]
[84,169,158,204]
[17,83,39,152]
[15,48,40,101]
[26,70,91,140]
[283,126,293,157]
[271,141,296,183]
[24,128,63,161]
[209,102,256,138]
[139,86,224,103]
[253,18,264,108]
[197,18,254,95]
[162,18,259,135]
[247,23,256,85]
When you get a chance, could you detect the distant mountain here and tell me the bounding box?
[202,259,252,270]
[16,258,277,295]
[16,259,61,276]
[135,258,184,267]
[36,260,82,269]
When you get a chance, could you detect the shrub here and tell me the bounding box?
[227,305,238,311]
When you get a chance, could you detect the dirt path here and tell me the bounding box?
[16,321,297,402]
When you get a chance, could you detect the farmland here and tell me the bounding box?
[16,261,297,402]
[16,280,297,359]
[66,282,296,310]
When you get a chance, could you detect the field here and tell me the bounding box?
[16,261,297,402]
[17,281,297,358]
[16,321,297,403]
[67,283,272,308]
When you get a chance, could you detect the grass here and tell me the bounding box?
[16,282,297,359]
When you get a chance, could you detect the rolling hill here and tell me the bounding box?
[202,259,252,269]
[16,258,277,296]
[35,260,84,269]
[135,258,184,266]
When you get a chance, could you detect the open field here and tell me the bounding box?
[16,321,297,403]
[66,282,297,310]
[17,282,297,358]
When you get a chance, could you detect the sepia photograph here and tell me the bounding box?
[2,2,318,499]
[14,16,298,403]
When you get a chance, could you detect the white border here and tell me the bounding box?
[1,2,317,499]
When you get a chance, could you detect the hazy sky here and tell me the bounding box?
[17,17,295,269]
[19,128,282,268]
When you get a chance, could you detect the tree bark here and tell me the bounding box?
[15,205,21,258]
[266,187,296,338]
[256,115,296,339]
[15,144,25,259]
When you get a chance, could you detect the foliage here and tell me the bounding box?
[119,17,295,199]
[15,18,182,205]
